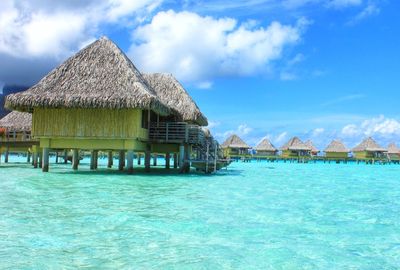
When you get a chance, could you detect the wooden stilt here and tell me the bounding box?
[72,149,79,170]
[94,150,98,169]
[55,151,59,163]
[39,152,43,168]
[165,153,170,169]
[118,151,125,171]
[173,153,178,169]
[127,150,134,173]
[179,145,185,168]
[42,148,49,172]
[145,146,151,172]
[90,150,95,170]
[107,151,113,168]
[153,154,157,166]
[5,147,9,163]
[137,153,141,165]
[33,152,38,168]
[64,150,68,164]
[27,151,31,163]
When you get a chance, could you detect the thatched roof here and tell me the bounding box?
[352,137,386,152]
[5,37,170,115]
[387,143,400,154]
[221,134,250,149]
[305,140,319,152]
[280,137,310,151]
[0,111,32,132]
[255,138,277,152]
[143,73,208,126]
[324,140,349,153]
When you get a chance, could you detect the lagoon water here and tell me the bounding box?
[1,155,400,269]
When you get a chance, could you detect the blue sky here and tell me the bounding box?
[0,0,399,149]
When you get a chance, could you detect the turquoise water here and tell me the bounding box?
[1,155,400,269]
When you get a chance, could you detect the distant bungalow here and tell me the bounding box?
[221,134,251,159]
[280,137,311,158]
[304,140,319,156]
[324,140,350,159]
[352,137,387,160]
[5,37,215,173]
[0,111,36,163]
[254,138,278,158]
[387,143,400,161]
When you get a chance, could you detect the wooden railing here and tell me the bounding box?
[149,122,206,145]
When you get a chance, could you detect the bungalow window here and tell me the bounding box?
[142,110,149,129]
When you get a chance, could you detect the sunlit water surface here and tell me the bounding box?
[1,155,400,269]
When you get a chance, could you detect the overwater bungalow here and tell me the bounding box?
[324,140,350,160]
[352,137,387,161]
[254,138,278,159]
[280,137,311,158]
[387,143,400,162]
[221,134,251,159]
[5,37,219,173]
[304,140,319,156]
[0,111,38,163]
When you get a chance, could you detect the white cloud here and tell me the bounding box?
[216,123,253,142]
[341,115,400,138]
[327,0,362,8]
[0,0,162,59]
[348,3,380,25]
[129,10,307,84]
[312,127,325,137]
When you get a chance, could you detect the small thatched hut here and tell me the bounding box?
[5,37,210,172]
[280,137,311,158]
[352,137,387,160]
[0,111,35,163]
[304,140,319,156]
[387,143,400,161]
[254,138,278,157]
[0,111,32,140]
[221,134,251,158]
[324,140,350,159]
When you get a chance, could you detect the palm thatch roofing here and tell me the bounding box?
[255,138,277,152]
[0,111,32,132]
[5,37,170,116]
[305,140,319,153]
[387,143,400,154]
[143,73,208,126]
[324,140,350,153]
[280,137,311,151]
[352,137,386,152]
[221,134,250,149]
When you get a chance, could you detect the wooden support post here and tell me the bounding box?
[72,149,79,170]
[118,151,125,171]
[127,150,134,173]
[27,151,31,163]
[179,145,185,168]
[64,150,68,164]
[90,150,96,170]
[0,150,2,164]
[165,153,170,169]
[153,154,157,166]
[5,147,9,163]
[137,153,141,165]
[55,151,59,164]
[33,152,38,168]
[42,148,49,172]
[145,146,151,172]
[173,153,178,169]
[107,151,113,168]
[94,150,98,170]
[39,152,43,168]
